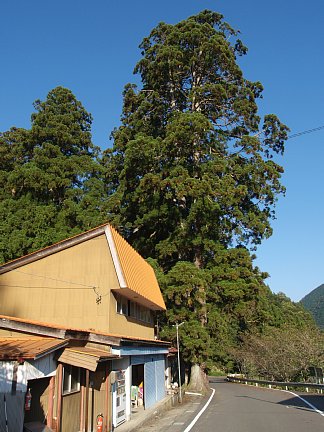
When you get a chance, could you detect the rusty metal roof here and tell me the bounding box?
[57,346,120,371]
[0,337,67,360]
[64,346,119,359]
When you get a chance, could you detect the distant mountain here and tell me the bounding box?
[300,284,324,329]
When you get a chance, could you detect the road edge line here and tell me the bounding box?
[283,390,324,417]
[182,388,215,432]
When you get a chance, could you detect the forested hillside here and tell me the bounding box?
[301,284,324,329]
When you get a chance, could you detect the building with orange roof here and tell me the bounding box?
[0,224,169,432]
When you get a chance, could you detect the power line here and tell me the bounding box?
[0,284,92,290]
[14,269,97,289]
[287,125,324,140]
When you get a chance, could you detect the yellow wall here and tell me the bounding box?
[0,234,154,338]
[109,293,154,339]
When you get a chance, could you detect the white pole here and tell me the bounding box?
[176,322,184,403]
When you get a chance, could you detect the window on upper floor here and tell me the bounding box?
[115,294,153,324]
[129,300,153,324]
[116,295,129,316]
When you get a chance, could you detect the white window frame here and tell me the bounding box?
[116,295,129,316]
[63,365,80,395]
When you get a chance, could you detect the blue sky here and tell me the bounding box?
[1,0,323,301]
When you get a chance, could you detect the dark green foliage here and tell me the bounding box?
[105,11,288,259]
[301,284,324,329]
[0,87,106,262]
[104,10,299,372]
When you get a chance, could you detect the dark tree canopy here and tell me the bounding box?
[0,87,105,262]
[105,10,288,270]
[103,10,295,379]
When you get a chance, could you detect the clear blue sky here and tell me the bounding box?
[1,0,323,302]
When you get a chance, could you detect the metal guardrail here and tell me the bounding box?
[227,375,324,393]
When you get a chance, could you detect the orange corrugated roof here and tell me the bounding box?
[0,337,67,360]
[109,226,166,310]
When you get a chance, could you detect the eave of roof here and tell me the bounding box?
[0,224,108,275]
[63,346,120,359]
[0,337,68,361]
[57,346,121,372]
[0,315,170,347]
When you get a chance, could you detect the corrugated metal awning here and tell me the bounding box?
[57,347,120,372]
[0,337,67,360]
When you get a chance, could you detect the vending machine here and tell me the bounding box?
[113,370,126,427]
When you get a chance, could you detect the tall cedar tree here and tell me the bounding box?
[0,87,105,262]
[104,11,289,390]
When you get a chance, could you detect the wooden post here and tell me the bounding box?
[56,364,63,432]
[85,369,90,432]
[47,376,55,428]
[104,364,110,432]
[80,375,85,432]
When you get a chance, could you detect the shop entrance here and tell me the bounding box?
[131,364,144,408]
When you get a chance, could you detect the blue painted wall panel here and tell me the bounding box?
[155,356,165,402]
[144,360,156,409]
[131,355,145,365]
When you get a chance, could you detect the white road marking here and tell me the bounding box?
[283,390,324,417]
[182,388,215,432]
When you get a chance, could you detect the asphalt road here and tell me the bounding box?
[140,377,324,432]
[191,377,324,432]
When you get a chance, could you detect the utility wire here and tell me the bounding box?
[0,284,93,290]
[14,269,97,289]
[11,269,105,303]
[287,125,324,140]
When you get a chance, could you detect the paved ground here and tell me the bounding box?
[138,392,209,432]
[131,378,324,432]
[191,377,324,432]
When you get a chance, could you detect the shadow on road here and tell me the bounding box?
[278,394,324,413]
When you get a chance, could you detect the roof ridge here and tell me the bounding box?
[0,222,115,273]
